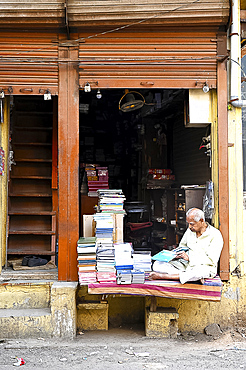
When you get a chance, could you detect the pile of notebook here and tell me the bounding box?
[94,213,116,282]
[115,242,134,284]
[93,213,114,244]
[97,189,126,213]
[131,270,145,284]
[132,251,152,279]
[96,244,116,282]
[77,237,97,283]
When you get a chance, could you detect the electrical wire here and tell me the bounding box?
[0,0,202,55]
[0,56,219,65]
[67,0,202,46]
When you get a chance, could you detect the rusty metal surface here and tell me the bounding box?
[0,0,64,28]
[79,30,218,89]
[0,32,59,94]
[0,1,230,28]
[68,0,230,27]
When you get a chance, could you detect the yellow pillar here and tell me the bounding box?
[228,106,244,274]
[210,90,219,228]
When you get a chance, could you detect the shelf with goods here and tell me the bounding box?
[174,187,206,243]
[7,97,56,261]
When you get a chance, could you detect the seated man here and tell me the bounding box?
[149,208,224,284]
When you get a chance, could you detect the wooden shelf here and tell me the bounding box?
[7,249,55,255]
[15,127,52,131]
[12,143,52,146]
[9,230,56,235]
[11,175,52,179]
[8,98,57,260]
[9,193,52,197]
[14,111,53,115]
[9,211,56,215]
[15,159,52,163]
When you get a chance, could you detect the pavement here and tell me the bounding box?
[0,325,246,369]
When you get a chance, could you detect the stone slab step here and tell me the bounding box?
[0,281,52,309]
[0,308,52,339]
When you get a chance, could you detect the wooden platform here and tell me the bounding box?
[87,277,223,302]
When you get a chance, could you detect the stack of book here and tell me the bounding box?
[97,189,126,213]
[131,270,145,284]
[93,213,115,282]
[116,269,132,284]
[93,213,114,245]
[86,165,109,197]
[115,242,133,272]
[96,244,116,282]
[77,237,97,283]
[132,252,152,279]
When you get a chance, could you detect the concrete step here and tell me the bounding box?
[0,282,78,339]
[0,281,53,309]
[0,308,52,339]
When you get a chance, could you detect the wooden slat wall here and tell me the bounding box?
[0,0,64,28]
[68,0,229,27]
[0,33,59,94]
[79,31,218,89]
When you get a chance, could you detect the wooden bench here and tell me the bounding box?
[87,276,223,302]
[79,277,223,337]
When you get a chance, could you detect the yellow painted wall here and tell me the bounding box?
[0,97,9,271]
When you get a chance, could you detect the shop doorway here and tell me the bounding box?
[79,88,211,255]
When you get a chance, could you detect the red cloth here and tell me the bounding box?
[127,222,153,231]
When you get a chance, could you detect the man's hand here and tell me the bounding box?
[175,251,189,261]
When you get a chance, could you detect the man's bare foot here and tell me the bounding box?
[148,272,180,281]
[148,272,168,280]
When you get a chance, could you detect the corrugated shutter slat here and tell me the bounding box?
[79,31,217,89]
[0,33,59,94]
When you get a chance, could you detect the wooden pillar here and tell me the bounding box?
[217,33,229,280]
[58,45,79,281]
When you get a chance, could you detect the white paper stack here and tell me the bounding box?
[114,242,133,271]
[132,252,152,272]
[97,189,126,214]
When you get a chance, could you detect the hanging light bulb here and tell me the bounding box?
[96,89,102,99]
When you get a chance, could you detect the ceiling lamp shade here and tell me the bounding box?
[119,90,145,112]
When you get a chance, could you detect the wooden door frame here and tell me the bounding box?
[217,32,230,280]
[57,36,229,282]
[58,44,79,281]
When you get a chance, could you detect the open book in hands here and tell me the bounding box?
[151,246,189,263]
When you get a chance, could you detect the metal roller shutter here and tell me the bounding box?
[79,30,218,89]
[0,32,59,95]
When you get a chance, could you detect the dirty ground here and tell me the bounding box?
[0,326,246,369]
